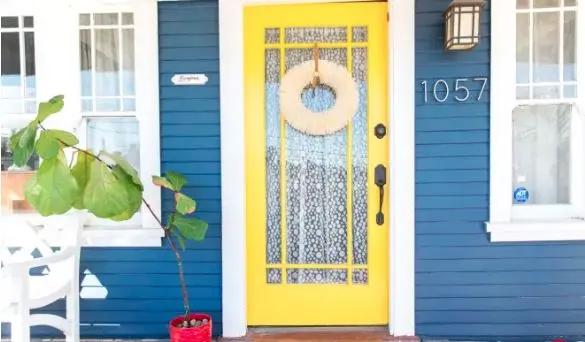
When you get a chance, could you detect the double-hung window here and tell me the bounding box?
[0,12,38,216]
[0,0,161,247]
[488,0,585,241]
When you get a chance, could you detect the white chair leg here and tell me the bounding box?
[66,292,79,342]
[12,305,30,342]
[12,276,30,342]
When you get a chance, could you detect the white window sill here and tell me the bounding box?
[0,213,164,247]
[486,219,585,242]
[82,226,164,247]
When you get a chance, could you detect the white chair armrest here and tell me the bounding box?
[1,246,77,276]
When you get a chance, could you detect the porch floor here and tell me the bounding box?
[218,328,420,342]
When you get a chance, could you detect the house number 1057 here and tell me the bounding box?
[420,77,488,103]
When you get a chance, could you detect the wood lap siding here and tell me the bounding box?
[415,0,585,340]
[77,1,222,338]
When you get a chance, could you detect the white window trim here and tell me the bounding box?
[487,0,585,242]
[0,0,162,247]
[219,0,415,338]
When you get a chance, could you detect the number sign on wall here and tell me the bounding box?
[420,77,488,103]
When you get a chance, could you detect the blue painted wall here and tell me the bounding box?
[1,1,222,339]
[415,0,585,340]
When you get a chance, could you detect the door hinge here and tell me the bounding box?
[387,12,389,21]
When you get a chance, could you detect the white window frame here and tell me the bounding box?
[0,0,162,247]
[488,0,585,242]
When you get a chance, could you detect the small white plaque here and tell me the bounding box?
[171,74,208,86]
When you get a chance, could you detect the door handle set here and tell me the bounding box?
[374,121,387,226]
[374,164,386,226]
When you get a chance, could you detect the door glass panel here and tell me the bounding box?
[265,48,282,265]
[286,268,348,284]
[265,28,280,44]
[264,26,369,285]
[284,27,347,43]
[352,47,368,266]
[284,47,348,267]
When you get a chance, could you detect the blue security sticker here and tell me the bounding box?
[513,187,529,203]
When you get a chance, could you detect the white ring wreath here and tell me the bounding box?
[279,59,359,136]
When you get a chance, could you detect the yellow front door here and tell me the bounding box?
[244,1,389,326]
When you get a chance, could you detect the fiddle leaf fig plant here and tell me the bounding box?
[9,95,207,327]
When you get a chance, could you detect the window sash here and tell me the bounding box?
[490,0,585,223]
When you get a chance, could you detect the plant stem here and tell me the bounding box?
[143,200,190,319]
[166,232,191,319]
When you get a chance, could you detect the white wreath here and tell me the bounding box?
[279,59,359,136]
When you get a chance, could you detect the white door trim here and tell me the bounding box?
[218,0,416,337]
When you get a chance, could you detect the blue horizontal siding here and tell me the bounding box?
[415,0,585,340]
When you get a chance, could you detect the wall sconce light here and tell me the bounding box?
[443,0,485,51]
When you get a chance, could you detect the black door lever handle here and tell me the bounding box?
[374,164,386,225]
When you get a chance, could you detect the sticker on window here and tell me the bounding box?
[513,187,530,204]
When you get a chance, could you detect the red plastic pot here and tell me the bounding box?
[169,313,212,342]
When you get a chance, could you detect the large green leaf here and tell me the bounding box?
[109,166,143,221]
[101,151,143,191]
[175,193,196,215]
[9,122,38,167]
[83,160,132,218]
[24,157,78,216]
[71,152,94,209]
[166,171,188,192]
[35,129,77,160]
[35,131,60,159]
[36,95,65,123]
[172,216,208,241]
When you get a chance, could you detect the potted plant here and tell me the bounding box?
[9,95,212,342]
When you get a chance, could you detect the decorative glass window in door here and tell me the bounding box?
[264,26,370,285]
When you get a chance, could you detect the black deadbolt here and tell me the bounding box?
[374,123,386,139]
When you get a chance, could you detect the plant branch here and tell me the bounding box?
[142,198,168,231]
[37,123,191,320]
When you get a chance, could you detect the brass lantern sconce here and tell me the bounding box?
[443,0,485,51]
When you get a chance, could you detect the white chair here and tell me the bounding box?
[0,215,82,342]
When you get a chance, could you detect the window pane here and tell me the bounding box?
[516,13,530,83]
[1,17,18,28]
[23,17,33,28]
[122,29,135,96]
[80,29,92,97]
[563,11,577,82]
[516,0,530,9]
[512,104,571,205]
[86,117,140,172]
[122,13,133,25]
[94,13,119,26]
[1,32,21,100]
[95,29,120,97]
[80,13,136,113]
[534,0,560,7]
[1,127,39,214]
[0,17,36,114]
[533,12,560,82]
[79,14,90,26]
